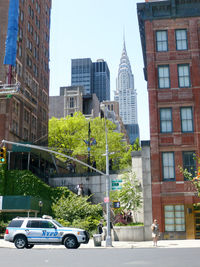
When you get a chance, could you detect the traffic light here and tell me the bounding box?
[0,147,6,163]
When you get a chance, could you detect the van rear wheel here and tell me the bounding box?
[14,235,27,249]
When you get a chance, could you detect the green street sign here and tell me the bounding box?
[111,179,122,190]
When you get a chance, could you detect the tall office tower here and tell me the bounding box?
[93,59,110,102]
[138,0,200,239]
[0,0,51,147]
[114,41,139,144]
[71,58,93,95]
[71,58,110,102]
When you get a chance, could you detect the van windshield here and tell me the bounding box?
[52,220,63,227]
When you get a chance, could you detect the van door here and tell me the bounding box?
[40,220,60,243]
[26,220,43,243]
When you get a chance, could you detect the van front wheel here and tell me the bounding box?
[64,235,78,249]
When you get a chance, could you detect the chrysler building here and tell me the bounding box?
[114,40,139,144]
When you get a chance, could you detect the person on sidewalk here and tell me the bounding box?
[151,219,160,247]
[97,221,103,235]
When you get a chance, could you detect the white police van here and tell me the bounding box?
[4,215,89,249]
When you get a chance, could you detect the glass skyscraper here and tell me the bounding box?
[71,58,110,102]
[71,58,93,95]
[93,59,110,102]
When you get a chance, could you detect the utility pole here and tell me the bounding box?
[87,121,91,172]
[105,117,112,247]
[100,104,112,247]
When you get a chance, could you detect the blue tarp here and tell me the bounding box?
[4,0,19,66]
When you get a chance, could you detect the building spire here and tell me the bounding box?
[123,27,126,52]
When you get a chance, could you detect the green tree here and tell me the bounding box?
[133,137,141,151]
[49,112,132,171]
[110,170,142,220]
[52,194,102,233]
[119,170,142,211]
[179,157,200,196]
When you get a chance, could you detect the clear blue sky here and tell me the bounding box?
[49,0,149,141]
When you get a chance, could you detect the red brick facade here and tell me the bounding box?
[138,0,200,238]
[0,0,51,146]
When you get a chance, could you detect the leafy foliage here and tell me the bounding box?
[179,157,200,196]
[4,170,70,200]
[49,112,132,171]
[2,169,103,233]
[110,170,142,221]
[3,170,72,215]
[0,221,8,234]
[118,170,142,212]
[52,194,103,233]
[132,137,141,151]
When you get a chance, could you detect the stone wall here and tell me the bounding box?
[49,173,119,204]
[141,142,152,240]
[103,226,144,242]
[132,143,152,240]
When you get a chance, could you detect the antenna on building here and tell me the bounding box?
[123,27,126,51]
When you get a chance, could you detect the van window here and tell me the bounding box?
[8,220,24,228]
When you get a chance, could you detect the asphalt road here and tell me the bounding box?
[0,247,199,267]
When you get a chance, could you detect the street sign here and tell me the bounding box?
[104,197,110,203]
[12,142,31,152]
[111,179,122,190]
[113,201,120,209]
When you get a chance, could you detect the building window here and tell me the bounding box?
[23,128,29,141]
[156,30,168,52]
[180,107,193,132]
[164,205,185,231]
[24,109,30,123]
[183,151,196,179]
[20,10,24,22]
[42,125,47,136]
[158,65,170,88]
[16,61,22,77]
[160,108,172,133]
[31,133,36,142]
[32,115,37,130]
[178,64,190,88]
[12,120,19,135]
[162,152,175,180]
[70,97,74,108]
[176,29,187,50]
[13,101,19,115]
[18,46,22,57]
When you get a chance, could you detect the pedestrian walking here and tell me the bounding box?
[97,221,103,234]
[151,219,160,247]
[77,184,83,196]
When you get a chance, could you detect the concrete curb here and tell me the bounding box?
[1,239,200,249]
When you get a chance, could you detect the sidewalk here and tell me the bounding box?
[1,238,200,249]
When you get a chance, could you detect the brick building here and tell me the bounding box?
[0,0,51,151]
[137,0,200,239]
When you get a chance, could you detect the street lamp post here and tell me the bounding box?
[101,104,112,247]
[38,200,43,217]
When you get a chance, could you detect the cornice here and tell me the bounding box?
[137,0,200,81]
